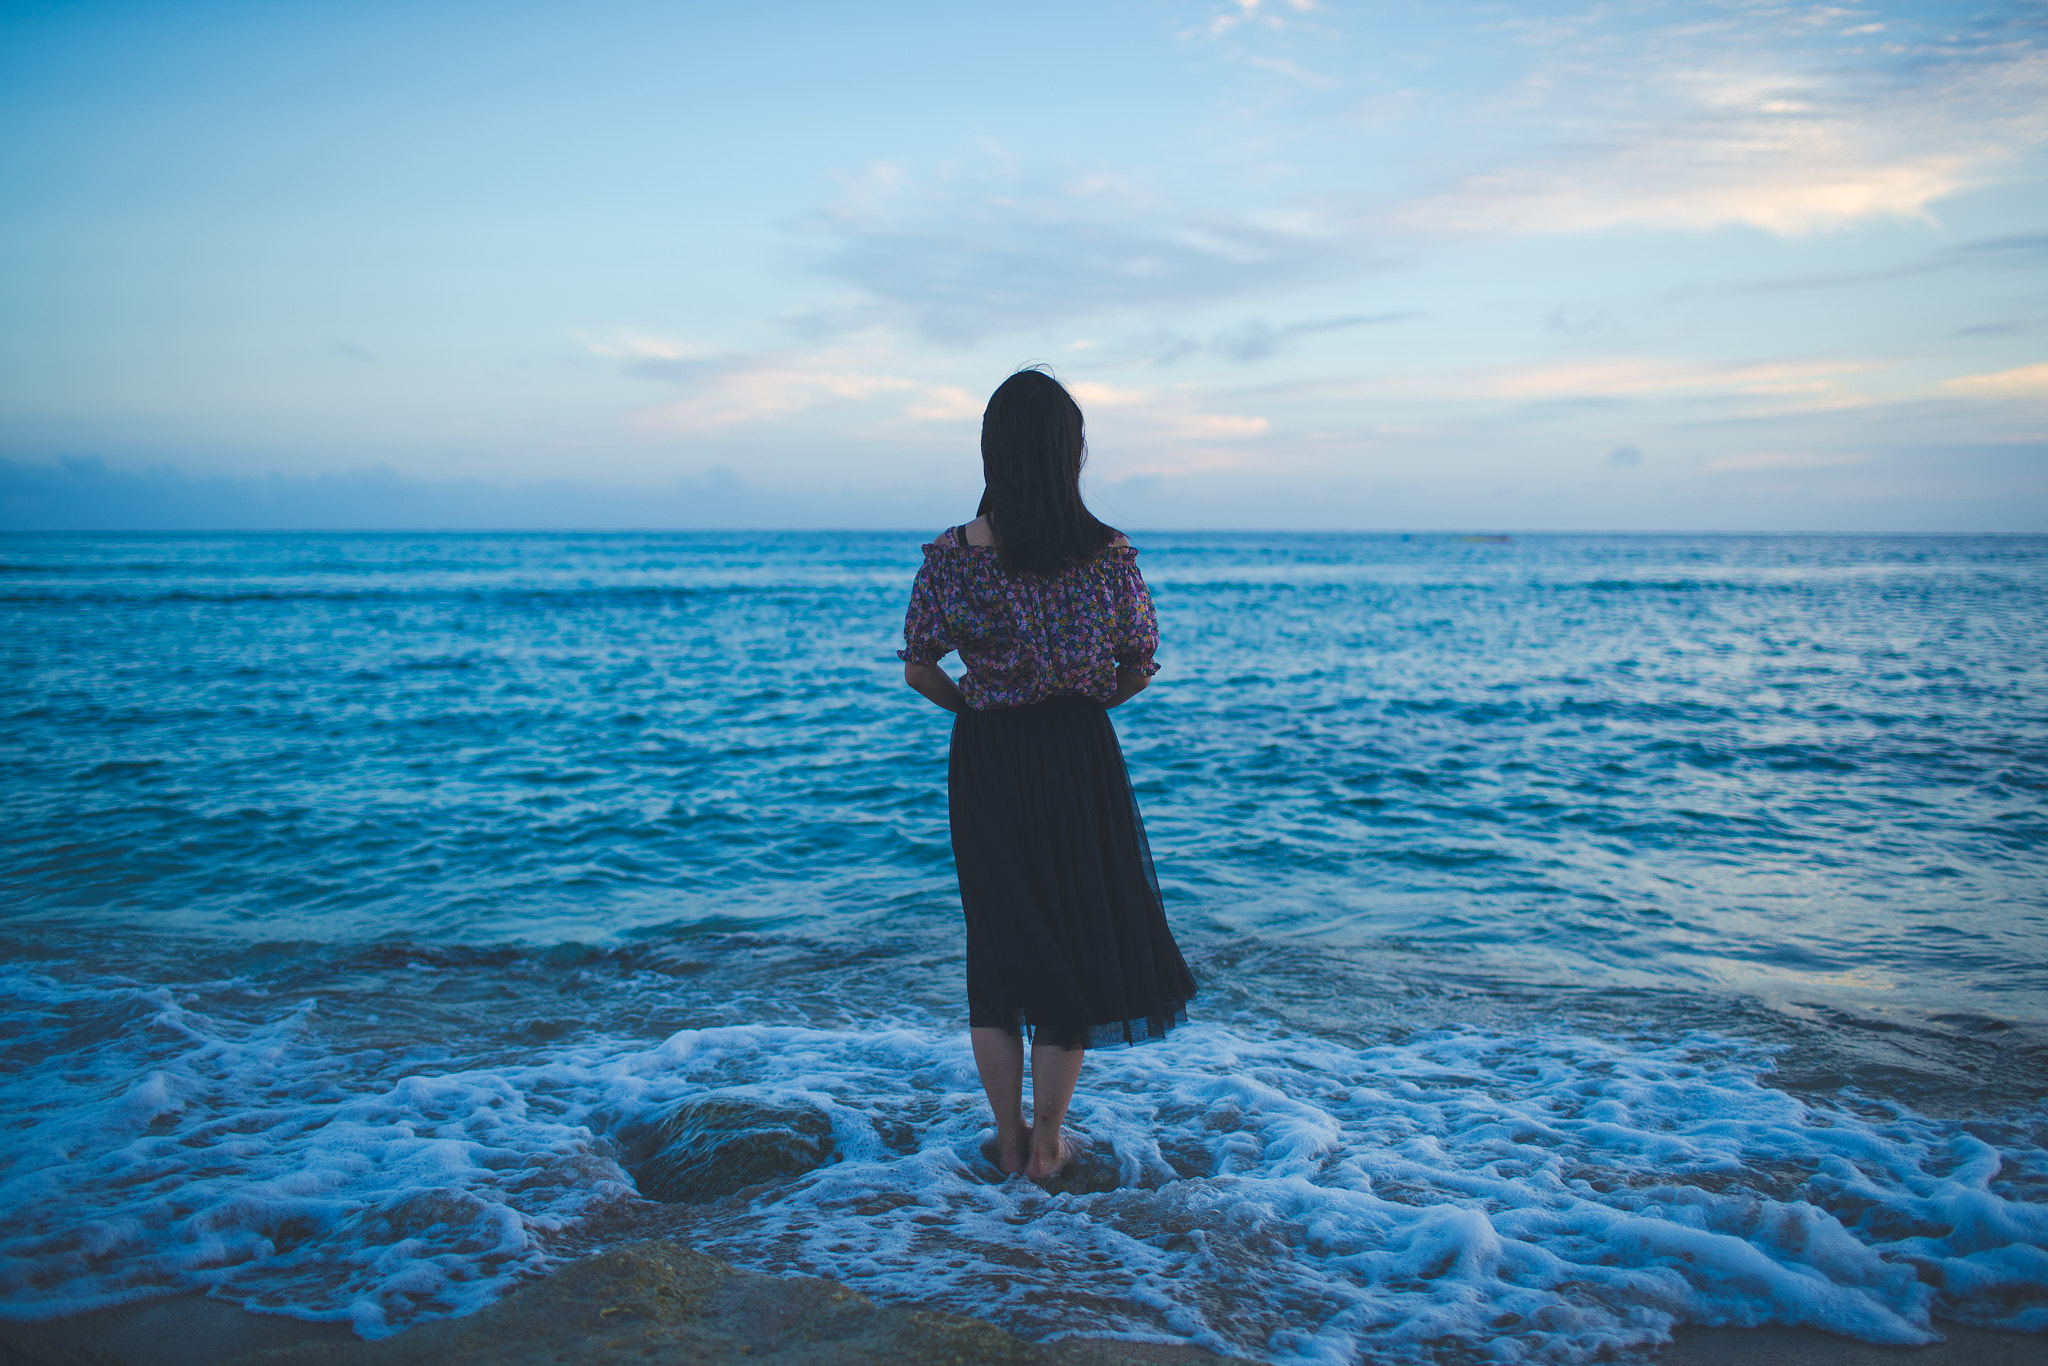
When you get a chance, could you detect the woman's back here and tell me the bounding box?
[898,519,1160,712]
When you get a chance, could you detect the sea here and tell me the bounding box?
[1,530,2043,1365]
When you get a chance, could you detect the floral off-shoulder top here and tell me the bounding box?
[898,525,1162,711]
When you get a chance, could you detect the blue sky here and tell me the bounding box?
[2,0,2044,530]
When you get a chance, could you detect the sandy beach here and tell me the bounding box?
[3,1241,2039,1366]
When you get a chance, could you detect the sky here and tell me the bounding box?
[1,0,2045,531]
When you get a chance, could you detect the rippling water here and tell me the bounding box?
[2,532,2044,1363]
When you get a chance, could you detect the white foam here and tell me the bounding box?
[2,967,2042,1360]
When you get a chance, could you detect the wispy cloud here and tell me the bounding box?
[1246,54,1336,89]
[1944,361,2048,395]
[795,160,1363,345]
[581,334,974,433]
[1069,380,1270,464]
[1206,0,1317,38]
[1703,451,1872,473]
[1477,357,1881,402]
[1718,228,2048,296]
[784,7,2048,361]
[1212,312,1413,362]
[900,385,984,422]
[1389,14,2048,237]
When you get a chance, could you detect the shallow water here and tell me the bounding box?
[1,531,2043,1363]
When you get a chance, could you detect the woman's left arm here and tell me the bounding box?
[1104,666,1150,709]
[1107,550,1161,709]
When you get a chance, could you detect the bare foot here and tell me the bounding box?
[1024,1127,1078,1183]
[995,1116,1032,1176]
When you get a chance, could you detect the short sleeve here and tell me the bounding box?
[897,559,954,666]
[1112,558,1161,676]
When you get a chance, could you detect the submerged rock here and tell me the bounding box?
[631,1094,836,1204]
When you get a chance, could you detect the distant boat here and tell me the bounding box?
[1460,534,1512,543]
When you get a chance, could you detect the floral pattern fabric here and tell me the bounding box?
[898,526,1162,711]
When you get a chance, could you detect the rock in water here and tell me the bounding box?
[631,1095,835,1204]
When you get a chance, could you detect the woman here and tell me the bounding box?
[899,367,1197,1182]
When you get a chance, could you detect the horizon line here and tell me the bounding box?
[3,526,2043,538]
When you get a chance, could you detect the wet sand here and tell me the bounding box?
[1,1241,2038,1366]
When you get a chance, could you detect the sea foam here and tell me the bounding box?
[2,962,2041,1362]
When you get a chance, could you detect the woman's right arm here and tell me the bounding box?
[904,661,967,713]
[899,537,962,711]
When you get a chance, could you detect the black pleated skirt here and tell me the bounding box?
[949,695,1195,1050]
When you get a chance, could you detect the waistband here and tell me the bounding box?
[965,693,1105,716]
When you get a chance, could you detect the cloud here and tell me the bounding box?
[1953,321,2033,338]
[1477,357,1880,403]
[1944,361,2048,394]
[785,7,2048,360]
[638,362,916,433]
[579,332,707,364]
[1607,445,1644,468]
[580,334,988,432]
[1389,22,2048,237]
[901,385,984,422]
[1943,230,2048,265]
[1246,54,1335,89]
[1722,228,2048,296]
[796,162,1363,345]
[1212,312,1414,362]
[1069,380,1271,458]
[1207,0,1316,37]
[1703,451,1872,473]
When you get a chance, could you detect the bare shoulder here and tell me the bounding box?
[1108,531,1132,549]
[962,515,997,548]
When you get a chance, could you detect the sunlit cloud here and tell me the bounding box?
[586,335,991,432]
[577,331,711,363]
[900,385,984,423]
[1392,50,2048,237]
[1477,358,1882,402]
[585,337,921,433]
[639,367,917,434]
[1070,380,1270,456]
[1944,361,2048,395]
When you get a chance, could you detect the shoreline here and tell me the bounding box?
[2,1242,2038,1366]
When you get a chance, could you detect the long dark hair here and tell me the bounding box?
[975,368,1117,576]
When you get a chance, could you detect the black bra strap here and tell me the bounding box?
[953,522,972,547]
